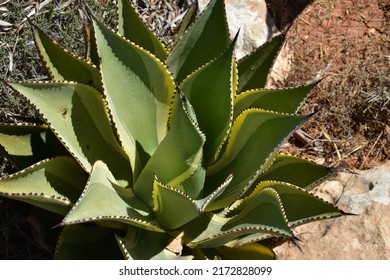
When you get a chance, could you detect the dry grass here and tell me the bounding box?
[277,0,389,170]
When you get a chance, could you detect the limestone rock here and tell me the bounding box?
[198,0,278,59]
[274,162,390,259]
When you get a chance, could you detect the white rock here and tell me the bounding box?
[198,0,278,59]
[274,162,390,259]
[339,166,390,214]
[311,180,344,204]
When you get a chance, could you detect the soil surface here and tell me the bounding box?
[274,0,389,170]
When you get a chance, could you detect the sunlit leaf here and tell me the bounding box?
[0,157,86,215]
[166,0,230,82]
[117,0,167,60]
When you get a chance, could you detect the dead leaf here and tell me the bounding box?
[0,19,12,27]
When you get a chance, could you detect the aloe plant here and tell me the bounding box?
[0,0,344,260]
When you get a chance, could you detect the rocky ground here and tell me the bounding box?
[274,162,390,259]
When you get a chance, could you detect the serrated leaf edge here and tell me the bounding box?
[196,174,233,213]
[168,0,231,52]
[152,175,201,214]
[237,33,285,91]
[188,225,290,248]
[30,21,100,87]
[235,180,344,227]
[234,80,321,115]
[238,111,312,198]
[60,161,163,232]
[0,156,74,204]
[92,14,177,166]
[115,0,168,58]
[7,80,108,172]
[259,152,334,191]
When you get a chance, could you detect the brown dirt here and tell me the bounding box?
[276,0,389,170]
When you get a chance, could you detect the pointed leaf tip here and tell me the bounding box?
[117,0,168,60]
[166,0,230,82]
[238,34,285,92]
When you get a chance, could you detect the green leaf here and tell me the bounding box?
[216,243,275,260]
[0,123,68,170]
[117,0,168,61]
[225,188,292,235]
[244,181,343,227]
[184,204,290,249]
[180,164,206,200]
[116,226,193,260]
[225,232,274,247]
[180,35,237,166]
[194,174,233,212]
[206,109,308,210]
[31,22,102,90]
[166,0,230,82]
[8,82,132,182]
[184,214,267,249]
[61,161,162,232]
[0,157,87,215]
[92,15,176,172]
[257,154,330,190]
[56,224,123,260]
[237,34,284,92]
[133,94,205,205]
[152,177,200,230]
[234,82,319,115]
[172,1,198,46]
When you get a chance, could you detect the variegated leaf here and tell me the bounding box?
[152,177,200,230]
[184,189,293,249]
[0,123,68,170]
[240,181,343,227]
[234,82,319,115]
[216,243,275,260]
[0,157,87,215]
[8,82,132,182]
[206,109,308,210]
[133,93,205,205]
[31,22,102,90]
[180,34,238,166]
[166,0,230,82]
[92,15,176,174]
[257,154,331,191]
[61,161,162,232]
[237,34,284,92]
[172,1,198,46]
[117,0,168,60]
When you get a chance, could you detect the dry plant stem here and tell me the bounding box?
[360,131,384,169]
